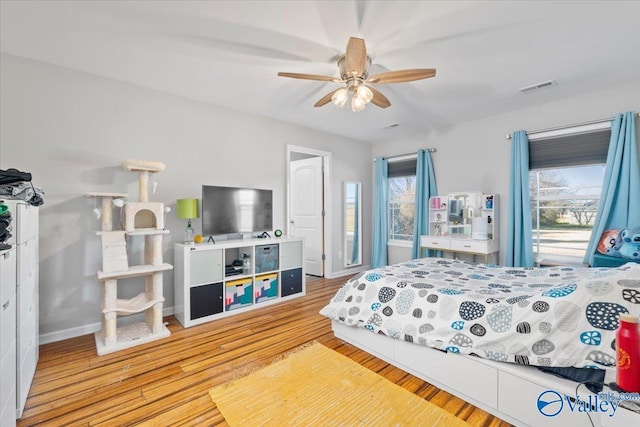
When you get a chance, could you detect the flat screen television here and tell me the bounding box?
[202,185,273,236]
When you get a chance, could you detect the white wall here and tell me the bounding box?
[374,81,640,265]
[0,54,372,342]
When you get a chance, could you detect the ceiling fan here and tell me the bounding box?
[277,37,436,112]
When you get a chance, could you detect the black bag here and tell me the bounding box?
[0,168,32,185]
[0,215,12,243]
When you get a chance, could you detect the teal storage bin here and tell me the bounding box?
[225,278,253,311]
[255,244,279,273]
[255,273,278,303]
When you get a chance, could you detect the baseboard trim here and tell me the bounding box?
[325,264,370,279]
[39,306,175,345]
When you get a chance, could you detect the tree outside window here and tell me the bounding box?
[388,175,416,241]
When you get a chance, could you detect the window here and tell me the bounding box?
[528,125,610,261]
[388,175,416,241]
[387,158,417,242]
[530,165,605,259]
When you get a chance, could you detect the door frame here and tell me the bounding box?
[286,144,332,278]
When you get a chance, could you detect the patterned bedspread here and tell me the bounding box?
[320,258,640,369]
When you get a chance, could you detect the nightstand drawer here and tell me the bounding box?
[419,236,451,249]
[451,239,489,254]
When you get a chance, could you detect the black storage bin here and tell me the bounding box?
[190,282,223,320]
[280,268,303,297]
[255,244,279,273]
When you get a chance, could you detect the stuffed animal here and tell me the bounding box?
[617,226,640,260]
[606,229,625,258]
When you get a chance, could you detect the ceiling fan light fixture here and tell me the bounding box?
[331,88,348,107]
[278,37,435,111]
[351,95,366,112]
[356,85,373,104]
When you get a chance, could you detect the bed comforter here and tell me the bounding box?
[320,258,640,369]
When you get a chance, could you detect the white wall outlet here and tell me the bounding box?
[338,250,342,259]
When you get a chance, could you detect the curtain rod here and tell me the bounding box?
[373,148,436,162]
[505,112,639,140]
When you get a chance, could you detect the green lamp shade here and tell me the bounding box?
[176,198,199,219]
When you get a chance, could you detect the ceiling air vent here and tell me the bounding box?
[518,80,557,94]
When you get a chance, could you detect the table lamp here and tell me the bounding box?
[176,198,199,243]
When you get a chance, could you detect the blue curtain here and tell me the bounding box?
[351,187,359,264]
[507,130,535,267]
[412,149,438,259]
[372,157,388,268]
[584,112,639,266]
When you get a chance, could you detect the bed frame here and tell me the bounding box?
[332,321,639,427]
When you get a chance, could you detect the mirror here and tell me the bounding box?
[344,182,362,267]
[447,192,482,237]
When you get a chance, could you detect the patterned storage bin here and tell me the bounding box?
[255,273,278,303]
[225,278,253,311]
[254,244,279,273]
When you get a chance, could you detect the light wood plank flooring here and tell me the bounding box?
[19,276,512,426]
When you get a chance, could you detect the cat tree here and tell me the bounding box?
[87,160,172,355]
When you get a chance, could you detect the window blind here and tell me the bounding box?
[529,128,611,170]
[387,158,417,177]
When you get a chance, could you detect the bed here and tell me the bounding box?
[320,258,640,427]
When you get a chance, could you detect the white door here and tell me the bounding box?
[290,157,324,276]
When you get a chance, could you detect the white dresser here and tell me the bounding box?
[0,200,39,422]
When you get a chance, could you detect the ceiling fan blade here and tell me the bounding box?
[345,37,367,77]
[367,68,436,84]
[368,87,391,108]
[314,88,342,107]
[278,72,342,83]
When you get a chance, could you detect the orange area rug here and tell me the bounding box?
[209,341,469,426]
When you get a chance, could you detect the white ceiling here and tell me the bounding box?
[1,1,639,142]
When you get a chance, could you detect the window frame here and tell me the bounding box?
[527,122,610,265]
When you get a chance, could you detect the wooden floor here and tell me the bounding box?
[19,276,512,427]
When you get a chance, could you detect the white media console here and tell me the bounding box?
[174,236,305,328]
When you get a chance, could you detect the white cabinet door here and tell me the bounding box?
[189,249,223,286]
[280,240,303,270]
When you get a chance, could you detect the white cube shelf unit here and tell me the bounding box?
[174,237,305,328]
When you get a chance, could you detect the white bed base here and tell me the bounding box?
[332,321,639,427]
